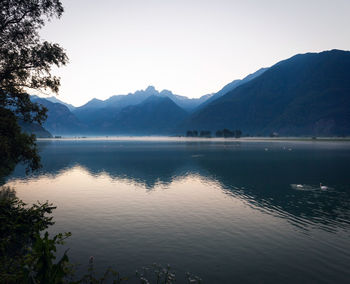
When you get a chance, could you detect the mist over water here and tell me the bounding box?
[6,138,350,283]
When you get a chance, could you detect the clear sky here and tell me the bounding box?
[39,0,350,106]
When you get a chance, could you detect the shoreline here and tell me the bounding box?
[37,136,350,143]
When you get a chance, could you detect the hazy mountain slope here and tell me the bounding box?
[72,86,159,123]
[78,98,106,110]
[158,89,213,111]
[73,86,211,123]
[95,96,188,134]
[19,121,52,138]
[181,50,350,136]
[31,95,76,111]
[31,98,85,135]
[72,99,111,124]
[45,96,76,111]
[197,67,268,110]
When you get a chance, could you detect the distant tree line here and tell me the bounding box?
[186,130,211,137]
[216,129,242,138]
[186,128,242,138]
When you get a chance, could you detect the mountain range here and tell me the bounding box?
[28,49,350,137]
[71,86,208,126]
[182,49,350,136]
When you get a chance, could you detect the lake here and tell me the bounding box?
[5,138,350,283]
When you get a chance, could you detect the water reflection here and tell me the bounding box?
[6,139,350,283]
[8,139,350,232]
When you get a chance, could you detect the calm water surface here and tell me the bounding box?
[6,138,350,283]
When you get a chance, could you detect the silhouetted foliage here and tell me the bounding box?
[0,186,58,281]
[186,130,193,137]
[214,129,242,138]
[215,130,223,137]
[234,129,242,138]
[0,0,68,178]
[222,128,233,138]
[186,130,199,137]
[199,130,211,137]
[186,130,211,137]
[0,108,40,184]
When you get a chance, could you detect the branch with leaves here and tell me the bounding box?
[0,0,68,175]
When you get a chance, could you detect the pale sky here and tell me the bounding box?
[39,0,350,106]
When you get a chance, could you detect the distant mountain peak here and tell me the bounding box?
[159,89,173,96]
[145,85,157,92]
[90,98,103,102]
[30,95,76,111]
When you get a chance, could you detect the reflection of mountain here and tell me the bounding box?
[194,147,350,230]
[11,140,203,189]
[10,140,350,230]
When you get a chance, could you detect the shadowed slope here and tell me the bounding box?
[182,50,350,136]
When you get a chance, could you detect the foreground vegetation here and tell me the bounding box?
[0,186,201,283]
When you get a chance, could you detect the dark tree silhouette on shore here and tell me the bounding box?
[0,0,68,178]
[234,129,242,138]
[199,130,211,137]
[186,130,193,137]
[215,129,242,138]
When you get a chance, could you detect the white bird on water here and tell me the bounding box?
[320,183,328,190]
